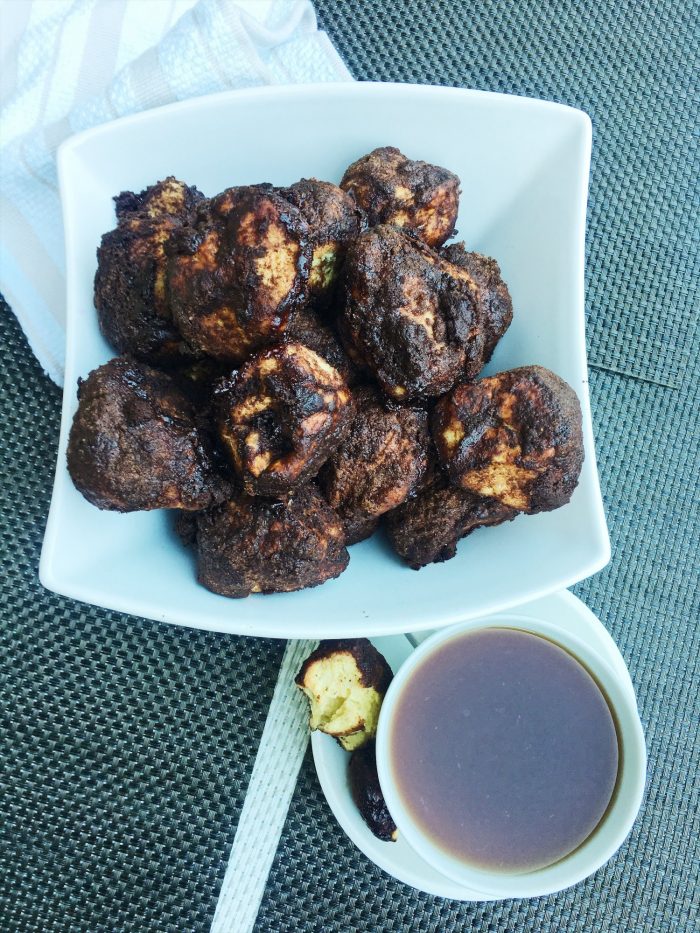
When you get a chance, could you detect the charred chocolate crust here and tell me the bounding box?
[295,638,393,695]
[94,177,203,365]
[431,365,584,514]
[320,386,429,535]
[67,357,231,512]
[170,358,235,409]
[343,513,380,545]
[348,740,397,842]
[340,146,459,248]
[284,308,357,385]
[167,185,312,362]
[216,342,354,498]
[384,466,518,569]
[338,225,487,402]
[281,179,360,242]
[113,175,204,221]
[196,484,349,597]
[279,179,361,303]
[440,243,513,364]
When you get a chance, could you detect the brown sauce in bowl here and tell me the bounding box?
[390,628,619,873]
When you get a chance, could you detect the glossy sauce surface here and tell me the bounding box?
[390,628,619,873]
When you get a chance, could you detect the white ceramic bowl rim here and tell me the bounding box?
[375,614,647,899]
[39,82,610,638]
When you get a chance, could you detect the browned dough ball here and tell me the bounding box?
[320,387,429,543]
[167,185,312,363]
[440,243,513,365]
[295,638,393,750]
[384,463,518,569]
[67,357,231,512]
[340,146,459,248]
[279,178,361,306]
[431,365,585,513]
[196,485,349,597]
[338,225,489,402]
[217,342,354,497]
[94,177,204,365]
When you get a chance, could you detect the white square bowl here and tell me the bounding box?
[40,82,609,638]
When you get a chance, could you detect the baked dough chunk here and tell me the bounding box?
[217,342,354,497]
[279,178,361,306]
[431,366,584,512]
[67,357,230,512]
[284,307,357,386]
[321,387,429,543]
[339,225,488,401]
[94,176,203,364]
[341,146,459,248]
[168,185,311,362]
[295,639,393,751]
[196,485,349,597]
[384,466,518,569]
[440,243,513,365]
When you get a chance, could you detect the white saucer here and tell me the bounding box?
[311,590,639,901]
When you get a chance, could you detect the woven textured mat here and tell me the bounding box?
[2,1,699,930]
[0,312,286,932]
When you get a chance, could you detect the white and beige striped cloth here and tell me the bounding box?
[0,0,351,384]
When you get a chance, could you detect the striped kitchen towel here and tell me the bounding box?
[0,0,351,384]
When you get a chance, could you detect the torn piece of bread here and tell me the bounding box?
[295,639,393,751]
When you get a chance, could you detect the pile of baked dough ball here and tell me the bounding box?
[67,146,585,598]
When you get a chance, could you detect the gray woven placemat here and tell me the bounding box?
[1,1,699,930]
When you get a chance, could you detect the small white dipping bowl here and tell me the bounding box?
[375,615,646,899]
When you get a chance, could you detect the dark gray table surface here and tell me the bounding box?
[1,1,698,930]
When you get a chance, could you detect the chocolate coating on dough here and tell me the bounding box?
[217,342,354,497]
[431,365,584,513]
[67,357,230,512]
[94,177,203,365]
[168,185,311,362]
[280,178,361,306]
[384,464,518,568]
[196,485,349,597]
[341,146,459,248]
[441,243,513,364]
[338,225,487,402]
[321,387,429,541]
